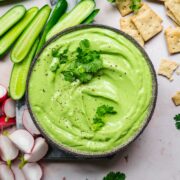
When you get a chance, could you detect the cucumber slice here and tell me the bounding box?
[10,5,51,63]
[9,39,39,100]
[0,5,26,36]
[0,7,38,57]
[46,0,95,40]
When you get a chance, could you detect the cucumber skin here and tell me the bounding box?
[9,39,39,100]
[0,5,26,36]
[10,5,51,63]
[0,7,39,57]
[36,0,68,54]
[82,9,100,24]
[46,0,95,41]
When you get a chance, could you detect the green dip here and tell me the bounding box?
[28,27,154,154]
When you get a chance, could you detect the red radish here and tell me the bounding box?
[0,85,8,103]
[9,129,35,153]
[0,163,14,180]
[23,110,40,136]
[0,134,19,162]
[22,163,42,180]
[24,137,48,162]
[11,160,26,180]
[1,98,16,118]
[0,116,16,129]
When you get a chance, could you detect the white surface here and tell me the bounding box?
[0,0,180,180]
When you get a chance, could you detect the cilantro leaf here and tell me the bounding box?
[174,114,180,130]
[92,105,117,131]
[130,0,141,11]
[96,105,117,117]
[62,39,103,84]
[103,171,126,180]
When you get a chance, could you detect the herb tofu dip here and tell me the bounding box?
[28,25,155,155]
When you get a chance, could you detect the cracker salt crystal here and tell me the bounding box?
[165,27,180,54]
[120,17,144,46]
[131,3,163,41]
[116,0,132,17]
[158,59,179,79]
[172,91,180,106]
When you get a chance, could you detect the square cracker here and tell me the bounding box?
[172,91,180,106]
[166,8,180,26]
[131,3,163,41]
[158,59,179,79]
[165,0,180,24]
[116,0,133,17]
[165,27,180,54]
[120,17,144,46]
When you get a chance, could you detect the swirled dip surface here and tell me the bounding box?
[29,27,153,154]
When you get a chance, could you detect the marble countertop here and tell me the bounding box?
[0,0,180,179]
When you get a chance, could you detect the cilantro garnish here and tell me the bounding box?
[107,0,141,11]
[174,114,180,130]
[103,171,126,180]
[62,39,103,84]
[92,105,117,131]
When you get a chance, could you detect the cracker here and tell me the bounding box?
[165,0,180,24]
[158,59,179,79]
[120,17,144,46]
[166,8,180,26]
[131,3,163,41]
[172,91,180,106]
[116,0,132,17]
[165,27,180,54]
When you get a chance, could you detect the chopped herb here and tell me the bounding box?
[130,0,141,12]
[62,39,103,84]
[107,0,141,11]
[50,57,59,72]
[96,105,117,117]
[103,171,126,180]
[92,105,117,131]
[174,114,180,130]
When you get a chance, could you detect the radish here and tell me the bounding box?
[11,160,26,180]
[0,134,19,163]
[24,137,48,162]
[0,85,8,103]
[0,163,14,180]
[23,110,40,136]
[1,98,16,118]
[9,129,35,153]
[0,116,16,129]
[22,163,43,180]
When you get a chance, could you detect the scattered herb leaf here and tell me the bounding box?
[174,114,180,130]
[62,39,103,84]
[92,105,117,131]
[103,171,126,180]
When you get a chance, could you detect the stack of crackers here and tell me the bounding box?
[119,3,163,47]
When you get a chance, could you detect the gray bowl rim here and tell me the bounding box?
[26,24,158,158]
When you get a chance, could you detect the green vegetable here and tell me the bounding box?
[9,39,39,100]
[92,105,117,131]
[107,0,141,11]
[0,5,26,36]
[82,9,100,24]
[36,0,68,54]
[60,39,103,84]
[11,5,51,63]
[46,0,95,40]
[103,171,126,180]
[0,7,38,57]
[174,114,180,130]
[130,0,141,12]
